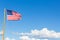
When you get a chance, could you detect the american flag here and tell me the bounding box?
[6,10,21,20]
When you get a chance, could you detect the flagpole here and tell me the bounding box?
[2,8,6,40]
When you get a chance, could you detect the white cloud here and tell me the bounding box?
[12,28,60,40]
[31,28,60,38]
[5,37,15,40]
[20,36,31,40]
[14,28,60,39]
[19,35,48,40]
[5,37,10,40]
[20,36,30,40]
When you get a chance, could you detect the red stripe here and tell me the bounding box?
[7,11,21,20]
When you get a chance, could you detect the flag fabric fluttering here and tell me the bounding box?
[6,10,21,20]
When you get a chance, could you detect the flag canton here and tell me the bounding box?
[7,10,12,15]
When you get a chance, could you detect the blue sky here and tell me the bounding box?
[0,0,60,40]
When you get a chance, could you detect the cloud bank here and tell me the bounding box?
[13,28,60,39]
[1,28,60,40]
[20,36,48,40]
